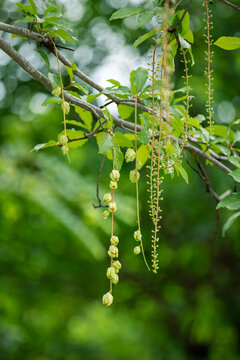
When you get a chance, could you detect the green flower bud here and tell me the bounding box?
[102,210,110,219]
[125,148,136,163]
[111,236,119,246]
[103,193,112,204]
[133,246,141,255]
[129,169,140,183]
[110,181,118,190]
[59,134,68,145]
[113,260,122,271]
[110,170,120,182]
[112,274,119,285]
[102,292,113,306]
[108,202,117,213]
[106,267,116,279]
[108,245,118,258]
[52,87,61,97]
[61,145,69,155]
[134,229,142,242]
[61,101,70,115]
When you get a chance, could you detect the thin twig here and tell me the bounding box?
[217,0,240,12]
[93,155,108,209]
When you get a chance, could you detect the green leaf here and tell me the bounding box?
[64,120,85,128]
[175,164,189,184]
[222,211,240,236]
[48,73,61,88]
[228,156,240,168]
[71,82,89,94]
[29,0,37,15]
[214,36,240,50]
[114,145,124,171]
[216,193,240,210]
[134,67,148,94]
[138,11,154,27]
[179,34,191,49]
[15,3,36,16]
[44,6,60,16]
[137,144,150,168]
[133,28,157,49]
[103,86,131,96]
[35,49,50,70]
[107,79,120,86]
[14,16,34,25]
[65,66,73,83]
[229,170,240,183]
[138,126,151,144]
[32,140,57,151]
[98,133,113,154]
[110,7,149,21]
[114,132,133,148]
[118,104,134,119]
[42,97,62,106]
[75,107,92,131]
[233,130,240,145]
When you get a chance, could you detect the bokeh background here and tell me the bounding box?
[0,0,240,359]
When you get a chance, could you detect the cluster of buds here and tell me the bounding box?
[61,100,70,115]
[59,134,69,156]
[102,167,121,307]
[133,229,142,255]
[109,169,120,190]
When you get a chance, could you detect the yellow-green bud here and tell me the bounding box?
[102,292,113,306]
[61,145,69,155]
[102,210,110,219]
[111,236,119,246]
[103,193,112,204]
[108,202,117,213]
[112,274,119,285]
[61,101,70,115]
[133,246,141,255]
[110,181,118,190]
[134,229,142,242]
[129,169,140,183]
[108,245,118,258]
[125,148,136,163]
[59,134,68,145]
[113,260,122,271]
[106,267,116,279]
[52,87,61,97]
[110,170,120,182]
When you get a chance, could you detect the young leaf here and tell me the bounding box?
[222,211,240,236]
[175,164,189,184]
[229,170,240,183]
[137,144,150,168]
[138,11,154,27]
[32,140,57,151]
[134,67,148,94]
[133,28,157,49]
[65,66,73,83]
[110,7,149,21]
[214,36,240,50]
[42,97,62,106]
[216,193,240,211]
[29,0,37,15]
[75,107,93,131]
[35,49,50,70]
[118,104,134,119]
[48,73,61,88]
[114,145,124,171]
[98,133,113,154]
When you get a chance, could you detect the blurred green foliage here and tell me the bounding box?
[0,0,240,359]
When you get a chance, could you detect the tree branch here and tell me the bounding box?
[0,32,233,175]
[217,0,240,12]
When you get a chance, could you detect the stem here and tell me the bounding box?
[135,96,150,271]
